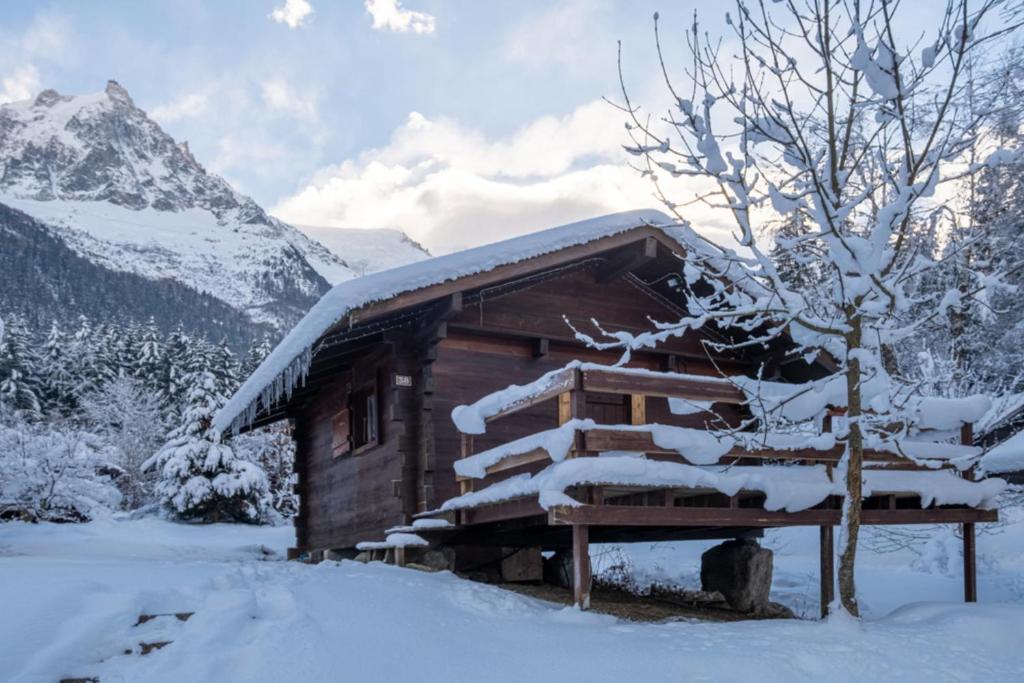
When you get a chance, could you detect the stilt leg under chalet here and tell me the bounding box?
[572,524,591,610]
[963,522,977,602]
[819,525,834,618]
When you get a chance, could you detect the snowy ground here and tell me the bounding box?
[1,509,1022,683]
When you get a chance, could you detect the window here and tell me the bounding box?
[351,384,379,450]
[331,374,381,458]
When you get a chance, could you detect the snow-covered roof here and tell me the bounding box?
[215,209,675,435]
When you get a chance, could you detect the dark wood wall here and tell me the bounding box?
[294,349,411,551]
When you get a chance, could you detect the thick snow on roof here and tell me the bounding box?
[215,209,674,434]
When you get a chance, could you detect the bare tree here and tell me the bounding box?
[608,0,1021,616]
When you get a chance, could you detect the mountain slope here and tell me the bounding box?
[0,82,357,330]
[0,202,271,343]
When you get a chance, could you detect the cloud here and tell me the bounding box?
[261,80,318,122]
[0,65,40,104]
[365,0,436,35]
[272,101,729,254]
[270,0,313,29]
[150,92,208,123]
[0,13,73,105]
[502,0,611,71]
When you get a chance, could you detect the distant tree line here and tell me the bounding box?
[0,313,294,524]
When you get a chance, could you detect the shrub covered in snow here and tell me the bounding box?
[0,409,122,521]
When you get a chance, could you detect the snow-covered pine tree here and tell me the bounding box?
[241,334,274,377]
[38,321,76,416]
[0,314,42,415]
[209,338,240,398]
[143,369,271,524]
[612,1,1019,616]
[133,318,165,395]
[159,326,192,418]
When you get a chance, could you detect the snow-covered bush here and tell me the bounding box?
[0,410,122,522]
[144,370,271,524]
[79,376,166,510]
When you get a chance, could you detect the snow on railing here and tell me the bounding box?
[440,458,1005,515]
[450,361,744,435]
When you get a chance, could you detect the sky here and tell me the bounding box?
[0,0,954,254]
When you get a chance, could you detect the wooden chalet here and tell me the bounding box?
[217,210,1003,615]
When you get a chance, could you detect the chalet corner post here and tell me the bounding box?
[572,523,591,610]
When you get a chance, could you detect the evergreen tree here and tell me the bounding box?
[38,322,75,416]
[134,318,165,394]
[241,335,274,377]
[143,369,270,524]
[159,327,192,418]
[0,314,42,415]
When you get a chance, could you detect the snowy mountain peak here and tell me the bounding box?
[0,82,428,332]
[0,80,256,216]
[104,79,134,106]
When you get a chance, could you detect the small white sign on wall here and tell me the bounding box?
[394,374,413,387]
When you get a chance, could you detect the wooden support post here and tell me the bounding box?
[572,524,591,610]
[819,524,834,619]
[961,422,977,603]
[460,434,475,495]
[395,546,407,568]
[630,394,646,425]
[963,522,977,603]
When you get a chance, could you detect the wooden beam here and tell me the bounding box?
[532,337,550,358]
[819,525,834,619]
[580,428,920,465]
[548,504,997,527]
[581,368,745,403]
[460,498,547,525]
[472,368,577,427]
[572,524,591,610]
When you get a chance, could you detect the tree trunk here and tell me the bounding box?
[838,314,863,617]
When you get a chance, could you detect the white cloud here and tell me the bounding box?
[0,65,40,104]
[261,80,318,122]
[272,101,730,254]
[150,92,208,123]
[365,0,436,35]
[502,0,611,70]
[270,0,314,29]
[0,14,73,105]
